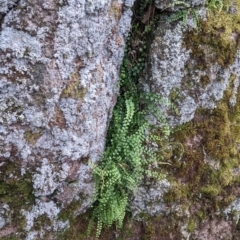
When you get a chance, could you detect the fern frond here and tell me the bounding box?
[207,0,224,12]
[88,13,173,236]
[192,9,199,30]
[168,1,190,8]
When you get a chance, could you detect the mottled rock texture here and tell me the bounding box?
[2,0,240,239]
[135,0,240,239]
[142,3,240,125]
[0,0,134,238]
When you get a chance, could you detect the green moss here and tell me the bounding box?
[24,130,42,145]
[3,99,23,123]
[23,47,31,57]
[0,163,34,209]
[169,88,181,104]
[60,74,86,100]
[201,185,222,197]
[157,73,240,235]
[141,214,183,240]
[200,75,210,88]
[187,219,197,233]
[109,2,122,21]
[1,234,25,240]
[34,214,52,232]
[0,162,34,234]
[57,200,101,240]
[156,78,240,238]
[58,200,82,222]
[185,0,240,68]
[122,223,137,239]
[143,222,155,240]
[196,210,205,220]
[57,210,96,240]
[164,181,190,203]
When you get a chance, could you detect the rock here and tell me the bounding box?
[0,0,134,237]
[142,5,240,125]
[0,204,9,229]
[2,0,240,238]
[136,1,240,239]
[131,179,171,218]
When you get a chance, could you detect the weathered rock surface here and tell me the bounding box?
[134,0,240,239]
[2,0,240,239]
[0,0,134,238]
[142,4,240,125]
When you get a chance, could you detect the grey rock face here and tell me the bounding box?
[137,1,240,239]
[0,0,134,237]
[0,204,9,229]
[141,10,240,126]
[131,179,171,218]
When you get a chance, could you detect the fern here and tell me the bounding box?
[88,2,171,236]
[167,1,199,30]
[206,0,224,12]
[168,1,190,8]
[88,92,170,237]
[192,7,199,30]
[88,99,148,237]
[168,9,189,23]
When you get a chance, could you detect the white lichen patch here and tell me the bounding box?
[32,159,70,196]
[85,0,109,13]
[5,129,32,160]
[123,0,135,7]
[36,128,91,160]
[224,198,240,224]
[151,28,191,96]
[25,231,38,240]
[131,179,171,218]
[32,158,58,197]
[23,107,45,128]
[59,98,79,127]
[78,164,94,194]
[226,51,240,106]
[22,200,69,234]
[0,0,18,14]
[0,204,10,229]
[0,27,44,60]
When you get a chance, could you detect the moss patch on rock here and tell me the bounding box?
[185,0,240,69]
[157,83,240,237]
[60,73,86,100]
[0,161,34,233]
[24,130,42,145]
[58,210,144,240]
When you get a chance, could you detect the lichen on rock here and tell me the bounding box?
[0,0,135,237]
[2,0,240,238]
[134,0,240,238]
